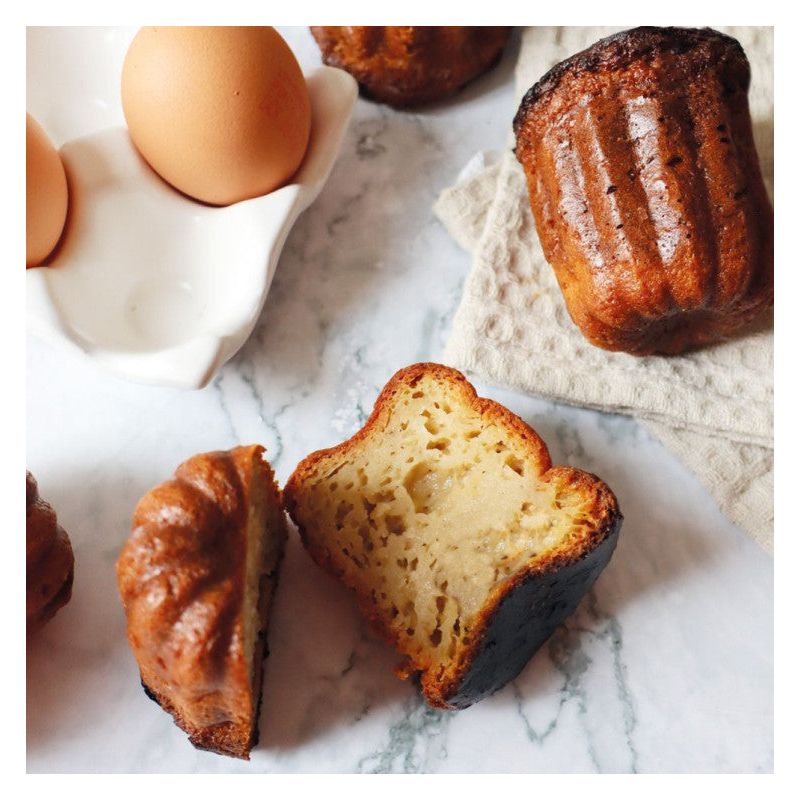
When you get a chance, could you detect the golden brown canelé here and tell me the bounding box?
[116,446,287,760]
[27,471,74,632]
[311,26,512,108]
[513,27,773,355]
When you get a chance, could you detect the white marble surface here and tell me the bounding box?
[26,27,773,773]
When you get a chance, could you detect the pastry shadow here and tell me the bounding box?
[255,530,411,752]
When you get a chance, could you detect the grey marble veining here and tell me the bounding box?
[27,27,772,773]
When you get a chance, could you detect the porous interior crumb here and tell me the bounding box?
[297,375,598,673]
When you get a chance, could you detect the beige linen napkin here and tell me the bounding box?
[435,27,774,552]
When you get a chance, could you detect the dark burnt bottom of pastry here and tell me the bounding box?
[432,521,621,710]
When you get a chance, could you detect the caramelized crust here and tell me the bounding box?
[26,471,74,632]
[311,26,511,108]
[285,363,621,709]
[116,446,287,759]
[513,27,773,355]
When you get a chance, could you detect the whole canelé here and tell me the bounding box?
[311,26,512,108]
[513,27,773,356]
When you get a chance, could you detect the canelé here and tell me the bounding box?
[117,446,287,759]
[284,363,621,709]
[311,26,511,108]
[513,27,773,355]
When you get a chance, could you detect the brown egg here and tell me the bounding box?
[26,114,69,268]
[121,26,312,206]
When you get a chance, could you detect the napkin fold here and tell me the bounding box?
[435,27,774,553]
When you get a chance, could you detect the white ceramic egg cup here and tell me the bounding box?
[27,67,358,389]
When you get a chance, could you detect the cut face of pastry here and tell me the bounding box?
[116,445,287,759]
[27,471,74,632]
[284,363,622,709]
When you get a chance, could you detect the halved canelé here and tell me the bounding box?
[117,445,287,759]
[284,364,621,709]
